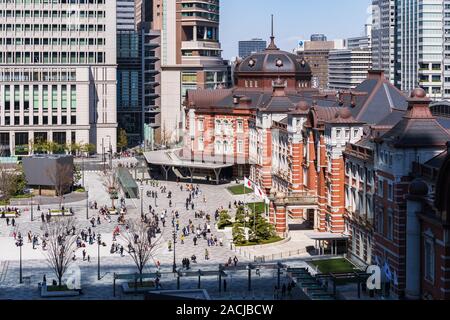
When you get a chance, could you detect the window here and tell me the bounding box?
[198,119,204,132]
[198,137,204,151]
[377,209,384,235]
[336,129,342,139]
[388,183,394,201]
[424,237,435,283]
[237,120,244,133]
[387,209,394,240]
[237,140,243,153]
[378,179,384,197]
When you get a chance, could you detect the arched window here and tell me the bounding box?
[215,119,221,134]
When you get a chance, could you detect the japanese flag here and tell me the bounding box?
[254,185,265,199]
[244,177,255,190]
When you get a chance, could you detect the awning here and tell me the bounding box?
[305,232,349,241]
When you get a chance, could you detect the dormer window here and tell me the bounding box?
[248,59,255,67]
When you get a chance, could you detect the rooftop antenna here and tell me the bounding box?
[267,14,279,50]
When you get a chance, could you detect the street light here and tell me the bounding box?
[97,234,102,280]
[17,235,23,283]
[172,229,177,273]
[30,189,34,222]
[86,187,89,220]
[140,186,144,219]
[107,135,112,170]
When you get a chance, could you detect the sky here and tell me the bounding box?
[220,0,372,60]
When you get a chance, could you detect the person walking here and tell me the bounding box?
[193,237,197,246]
[11,218,15,227]
[204,249,209,260]
[180,234,185,244]
[233,256,239,267]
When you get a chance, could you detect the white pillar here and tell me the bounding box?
[193,26,197,41]
[405,199,421,299]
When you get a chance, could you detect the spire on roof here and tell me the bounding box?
[267,14,279,50]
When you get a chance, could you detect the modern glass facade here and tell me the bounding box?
[238,39,267,59]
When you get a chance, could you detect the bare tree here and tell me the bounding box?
[41,218,79,287]
[103,170,120,208]
[46,163,73,210]
[119,219,161,285]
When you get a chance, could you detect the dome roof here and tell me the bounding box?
[411,88,427,99]
[235,49,311,75]
[337,107,352,119]
[409,179,429,196]
[296,101,310,111]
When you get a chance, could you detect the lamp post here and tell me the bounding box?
[172,229,177,273]
[102,138,105,172]
[97,234,101,280]
[86,187,89,220]
[140,186,144,219]
[30,189,34,222]
[17,235,23,283]
[107,135,112,170]
[154,189,157,208]
[82,156,85,187]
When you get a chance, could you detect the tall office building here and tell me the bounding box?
[295,38,346,89]
[371,0,396,83]
[328,48,372,90]
[117,0,161,148]
[238,38,267,58]
[395,0,444,97]
[0,0,118,157]
[117,0,136,31]
[156,0,229,144]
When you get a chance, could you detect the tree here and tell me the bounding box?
[46,163,74,209]
[13,164,27,196]
[232,224,246,244]
[117,128,128,152]
[81,143,96,157]
[73,164,82,187]
[103,170,119,208]
[0,165,16,208]
[41,218,79,287]
[119,219,161,284]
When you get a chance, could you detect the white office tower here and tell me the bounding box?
[117,0,136,31]
[371,0,395,83]
[0,0,117,157]
[396,0,444,98]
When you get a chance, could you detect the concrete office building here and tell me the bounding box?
[0,0,118,157]
[395,0,444,97]
[155,0,229,144]
[238,38,267,59]
[371,0,396,83]
[117,0,136,31]
[328,48,373,90]
[295,38,346,89]
[347,24,372,49]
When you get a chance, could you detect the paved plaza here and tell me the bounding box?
[0,163,316,300]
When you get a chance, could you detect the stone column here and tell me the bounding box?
[274,193,287,235]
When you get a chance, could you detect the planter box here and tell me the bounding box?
[39,284,80,298]
[121,281,156,293]
[0,212,20,218]
[49,210,74,217]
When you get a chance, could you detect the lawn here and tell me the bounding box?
[46,285,71,292]
[227,185,253,195]
[310,258,357,274]
[235,236,283,247]
[12,194,32,199]
[247,202,267,214]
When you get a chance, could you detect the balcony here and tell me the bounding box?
[181,41,221,51]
